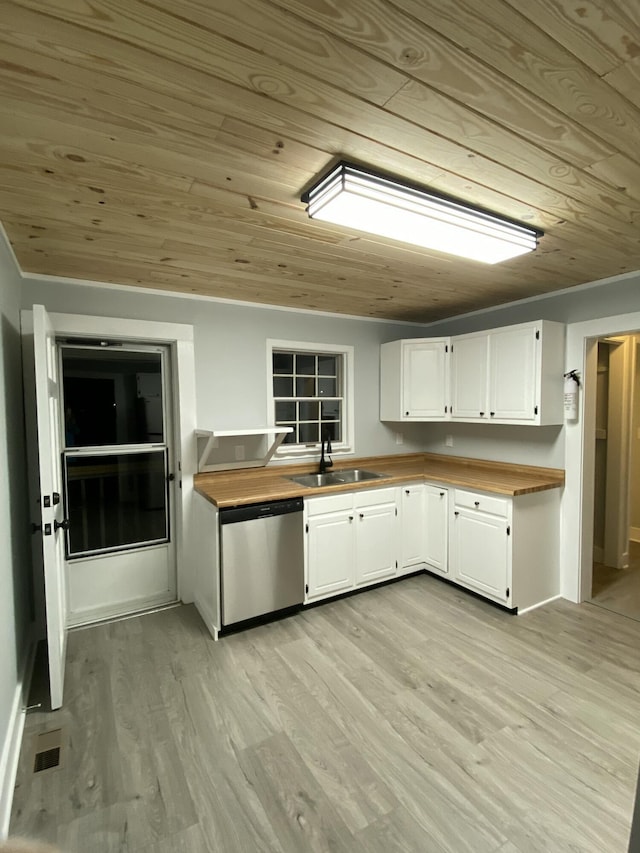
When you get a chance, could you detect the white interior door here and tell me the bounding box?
[31,305,68,710]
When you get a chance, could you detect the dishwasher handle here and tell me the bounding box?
[220,497,304,524]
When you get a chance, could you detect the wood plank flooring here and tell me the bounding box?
[591,540,640,622]
[9,574,640,852]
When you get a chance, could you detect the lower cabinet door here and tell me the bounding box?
[424,485,448,575]
[355,501,398,585]
[450,507,510,602]
[307,511,354,600]
[400,484,425,574]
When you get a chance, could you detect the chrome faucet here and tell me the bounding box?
[318,431,333,474]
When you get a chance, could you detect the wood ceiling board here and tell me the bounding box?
[501,0,640,75]
[271,0,616,169]
[1,0,640,321]
[392,0,640,160]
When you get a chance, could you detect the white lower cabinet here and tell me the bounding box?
[307,509,354,600]
[305,488,399,603]
[449,487,560,611]
[304,480,560,613]
[424,484,449,575]
[450,491,511,603]
[399,484,425,575]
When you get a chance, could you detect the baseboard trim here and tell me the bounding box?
[518,594,563,616]
[0,639,36,840]
[630,527,640,544]
[194,598,219,641]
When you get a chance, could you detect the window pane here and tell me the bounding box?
[273,376,293,397]
[299,422,319,443]
[65,451,167,557]
[318,377,336,397]
[318,355,337,376]
[273,352,293,375]
[323,422,341,442]
[299,401,319,421]
[275,401,296,422]
[321,400,341,420]
[62,348,163,447]
[296,354,316,375]
[296,377,316,397]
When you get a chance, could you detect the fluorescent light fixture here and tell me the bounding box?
[302,161,541,264]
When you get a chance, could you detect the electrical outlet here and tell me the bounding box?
[445,435,454,447]
[395,432,403,445]
[234,444,245,461]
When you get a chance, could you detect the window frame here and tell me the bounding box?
[267,339,354,459]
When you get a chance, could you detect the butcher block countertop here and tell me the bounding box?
[194,452,564,508]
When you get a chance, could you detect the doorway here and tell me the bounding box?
[588,333,640,620]
[59,342,177,626]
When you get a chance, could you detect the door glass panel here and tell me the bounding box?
[61,348,163,446]
[64,450,168,558]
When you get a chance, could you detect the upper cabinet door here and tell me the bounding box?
[451,332,488,419]
[488,325,537,421]
[402,340,449,419]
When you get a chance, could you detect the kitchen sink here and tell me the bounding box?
[288,469,389,488]
[288,472,344,488]
[332,469,389,483]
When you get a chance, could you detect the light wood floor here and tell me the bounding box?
[591,540,640,622]
[9,574,640,852]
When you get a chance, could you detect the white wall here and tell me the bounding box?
[20,278,430,460]
[0,231,31,836]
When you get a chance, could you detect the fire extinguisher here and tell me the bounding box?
[564,370,581,421]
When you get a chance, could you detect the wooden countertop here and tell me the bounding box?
[194,452,564,508]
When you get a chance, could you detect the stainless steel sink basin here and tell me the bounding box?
[288,472,343,488]
[332,469,389,483]
[288,469,389,488]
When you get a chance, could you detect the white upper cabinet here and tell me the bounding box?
[380,338,450,421]
[451,320,565,425]
[450,332,488,420]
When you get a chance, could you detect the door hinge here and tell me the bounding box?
[52,492,60,505]
[305,583,308,594]
[305,522,309,533]
[444,405,448,413]
[395,560,398,569]
[534,405,538,415]
[535,330,540,340]
[42,495,51,508]
[506,587,510,598]
[43,523,52,536]
[506,525,511,535]
[445,345,448,353]
[395,507,398,516]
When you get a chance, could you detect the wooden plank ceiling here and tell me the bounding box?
[1,0,640,322]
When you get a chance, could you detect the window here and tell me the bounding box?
[267,340,354,456]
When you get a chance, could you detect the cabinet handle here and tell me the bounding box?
[474,501,480,507]
[349,515,354,522]
[405,489,410,495]
[479,411,485,417]
[359,513,364,519]
[454,511,459,517]
[405,411,409,416]
[490,412,495,417]
[439,492,445,497]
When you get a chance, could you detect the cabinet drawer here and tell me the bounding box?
[454,489,509,517]
[355,486,398,508]
[306,493,353,516]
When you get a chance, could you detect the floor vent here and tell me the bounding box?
[32,728,63,774]
[34,746,60,773]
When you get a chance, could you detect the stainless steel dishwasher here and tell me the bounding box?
[219,497,304,627]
